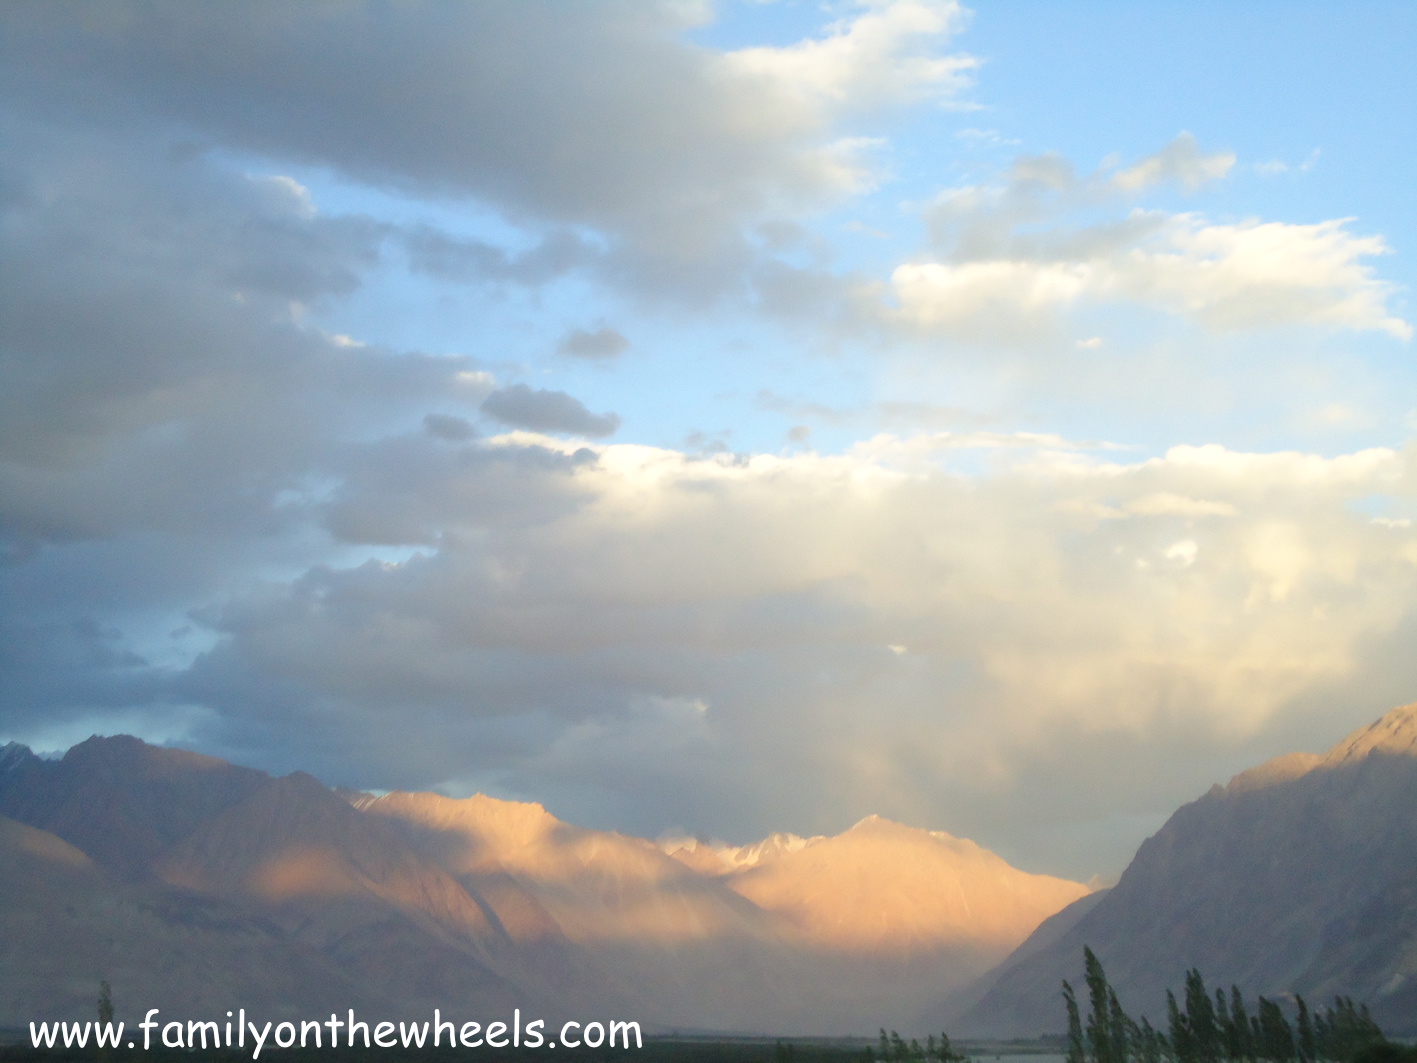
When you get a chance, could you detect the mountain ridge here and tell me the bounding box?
[0,734,1089,1034]
[952,701,1417,1038]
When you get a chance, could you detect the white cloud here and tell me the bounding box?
[1109,132,1234,193]
[1120,493,1237,518]
[724,0,976,108]
[891,213,1411,340]
[1164,539,1199,566]
[889,137,1411,342]
[1118,216,1412,338]
[1254,149,1320,177]
[890,259,1093,335]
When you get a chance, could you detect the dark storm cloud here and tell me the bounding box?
[422,414,476,443]
[0,2,674,767]
[481,385,622,438]
[0,616,161,716]
[323,435,598,546]
[0,117,494,547]
[0,110,493,741]
[558,327,631,360]
[0,0,864,300]
[402,227,594,287]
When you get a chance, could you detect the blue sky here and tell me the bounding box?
[2,1,1415,880]
[277,0,1417,463]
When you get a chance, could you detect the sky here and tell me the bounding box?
[1,0,1415,881]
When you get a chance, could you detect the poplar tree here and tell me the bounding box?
[1064,980,1087,1063]
[1314,997,1385,1062]
[1137,1017,1164,1063]
[1170,989,1195,1063]
[97,981,113,1027]
[1109,988,1131,1063]
[1256,998,1295,1062]
[1055,960,1390,1063]
[1084,947,1114,1063]
[1229,986,1254,1063]
[1295,996,1315,1063]
[891,1029,909,1061]
[1218,989,1236,1062]
[937,1032,967,1063]
[1185,969,1222,1063]
[97,982,114,1062]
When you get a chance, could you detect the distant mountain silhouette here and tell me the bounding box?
[0,735,1088,1034]
[952,702,1417,1038]
[0,735,268,878]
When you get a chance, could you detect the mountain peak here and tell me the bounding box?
[1,741,40,774]
[360,789,565,856]
[0,733,270,877]
[0,742,44,804]
[850,813,891,831]
[728,813,1090,960]
[661,829,821,875]
[1321,701,1417,766]
[60,733,239,778]
[1221,702,1417,795]
[1224,750,1322,794]
[847,814,943,842]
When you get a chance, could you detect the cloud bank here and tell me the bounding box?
[889,140,1410,341]
[1,0,1413,879]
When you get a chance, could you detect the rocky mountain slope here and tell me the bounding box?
[952,702,1417,1038]
[0,735,1088,1035]
[0,812,387,1024]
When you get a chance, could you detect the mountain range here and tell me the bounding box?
[0,735,1085,1035]
[4,701,1415,1038]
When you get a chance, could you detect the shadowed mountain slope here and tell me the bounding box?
[954,702,1417,1038]
[156,772,529,1019]
[0,741,532,1023]
[924,887,1110,1031]
[0,813,386,1023]
[0,735,269,878]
